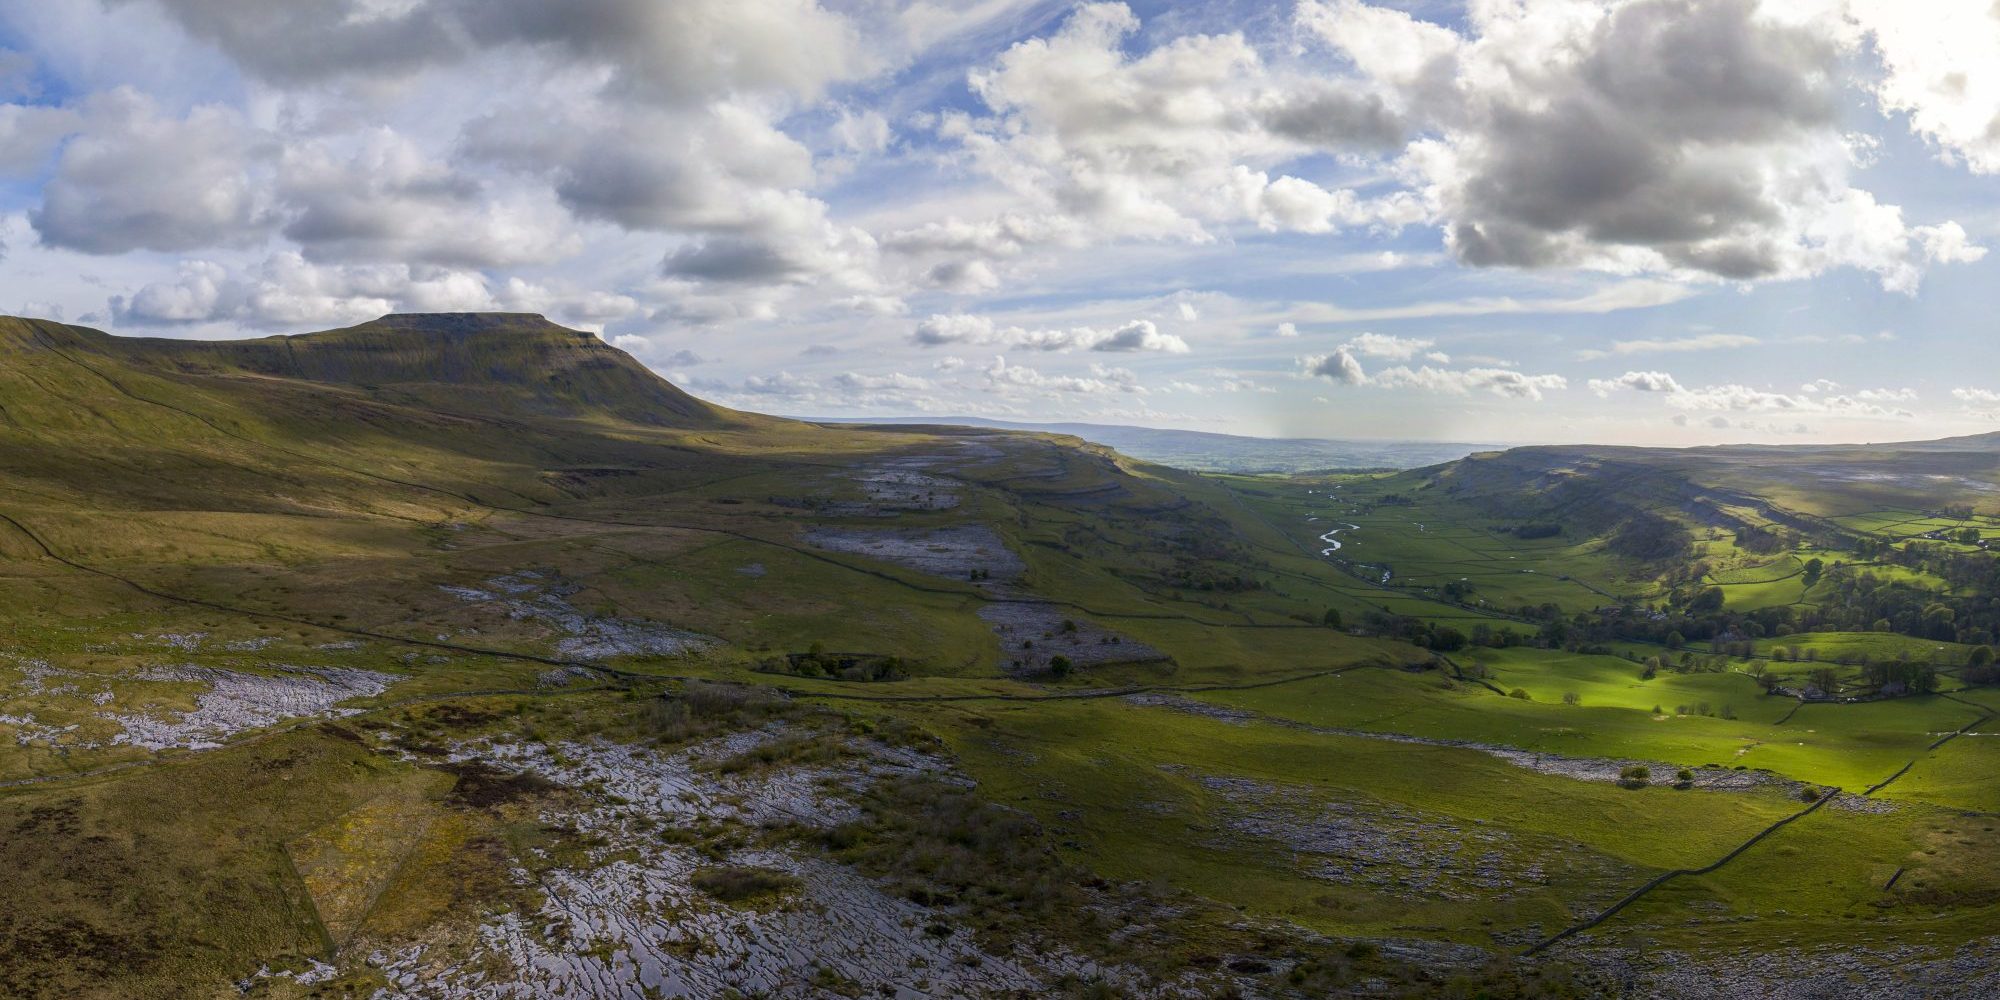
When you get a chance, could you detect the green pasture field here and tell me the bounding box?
[1710,554,1806,584]
[1192,663,1977,793]
[1750,631,1975,664]
[919,692,1805,946]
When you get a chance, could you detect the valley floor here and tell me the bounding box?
[4,337,2000,996]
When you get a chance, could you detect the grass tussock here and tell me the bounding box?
[711,732,849,774]
[637,680,792,746]
[691,865,800,904]
[820,776,1091,943]
[440,759,559,810]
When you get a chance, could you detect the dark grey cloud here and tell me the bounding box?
[282,172,480,247]
[663,238,817,285]
[546,150,711,231]
[1256,85,1406,151]
[923,259,998,292]
[457,104,811,233]
[1089,319,1187,353]
[453,0,867,105]
[1442,0,1841,277]
[465,104,874,289]
[109,0,457,84]
[1580,0,1837,143]
[122,0,868,104]
[278,133,574,268]
[1302,348,1366,384]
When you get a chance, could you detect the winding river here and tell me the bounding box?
[1319,522,1360,556]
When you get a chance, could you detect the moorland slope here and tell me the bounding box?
[3,314,2000,999]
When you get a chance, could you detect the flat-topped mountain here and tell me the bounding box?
[0,312,808,523]
[0,312,731,429]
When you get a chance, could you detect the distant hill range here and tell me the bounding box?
[813,415,1494,473]
[1364,432,2000,548]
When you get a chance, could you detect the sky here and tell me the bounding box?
[1,0,1999,446]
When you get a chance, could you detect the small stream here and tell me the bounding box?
[1319,523,1360,556]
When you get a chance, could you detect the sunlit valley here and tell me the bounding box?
[7,1,2000,998]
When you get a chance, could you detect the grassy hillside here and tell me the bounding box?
[1,312,737,427]
[4,312,2000,998]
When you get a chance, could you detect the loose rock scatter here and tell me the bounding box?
[799,524,1025,581]
[1578,939,2000,999]
[108,664,398,750]
[133,631,208,652]
[367,729,1201,999]
[980,601,1166,674]
[800,526,1164,675]
[855,467,961,511]
[0,712,81,747]
[1179,770,1598,902]
[441,571,716,660]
